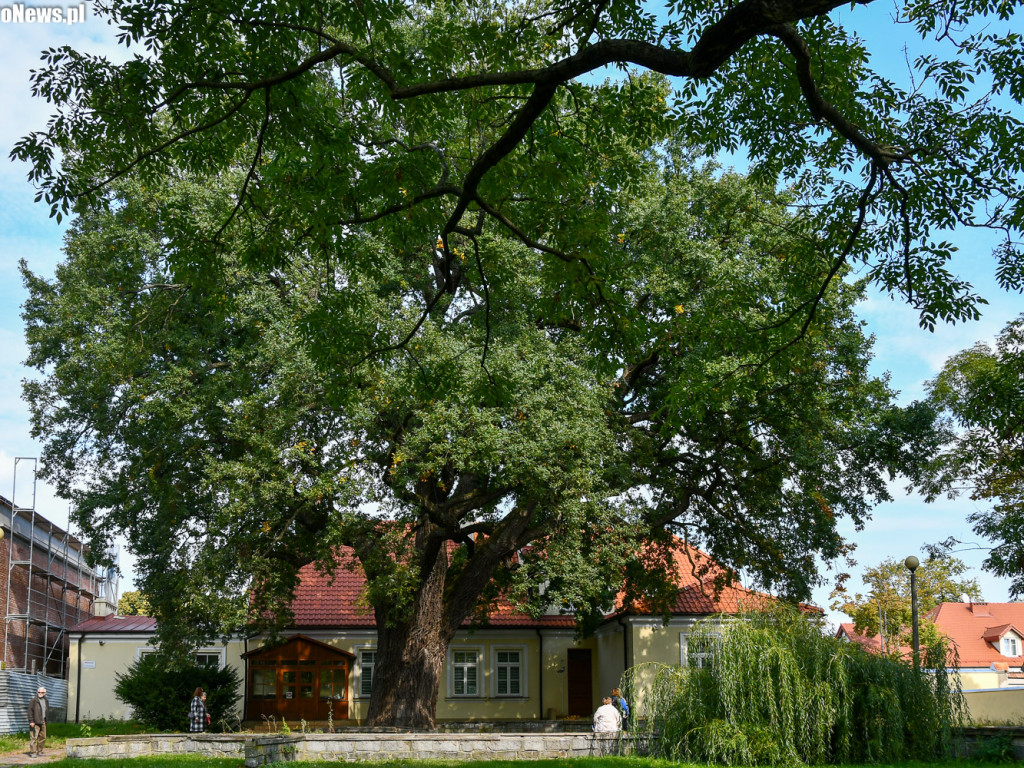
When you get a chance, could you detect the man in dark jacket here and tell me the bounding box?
[28,686,48,756]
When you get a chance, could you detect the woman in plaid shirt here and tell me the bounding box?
[189,688,208,732]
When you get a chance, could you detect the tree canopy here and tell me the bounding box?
[925,315,1024,598]
[117,590,153,616]
[21,158,940,727]
[831,553,981,653]
[12,0,1024,333]
[17,0,1018,730]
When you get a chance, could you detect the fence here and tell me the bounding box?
[0,670,68,734]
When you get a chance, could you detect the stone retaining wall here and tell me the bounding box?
[66,732,647,764]
[65,727,1024,764]
[961,727,1024,761]
[67,734,248,760]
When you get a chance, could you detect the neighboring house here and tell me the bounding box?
[836,622,890,655]
[836,601,1024,690]
[67,542,776,724]
[0,487,104,732]
[927,601,1024,690]
[835,622,914,661]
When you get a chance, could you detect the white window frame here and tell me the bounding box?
[194,651,224,669]
[491,646,527,698]
[137,646,224,669]
[356,646,377,698]
[680,627,723,669]
[1004,636,1021,657]
[448,646,482,698]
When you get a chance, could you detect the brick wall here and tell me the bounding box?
[0,515,96,674]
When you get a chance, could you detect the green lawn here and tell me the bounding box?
[27,758,1015,768]
[0,720,152,755]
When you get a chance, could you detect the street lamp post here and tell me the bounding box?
[905,555,920,669]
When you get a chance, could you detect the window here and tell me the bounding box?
[359,650,376,697]
[494,650,522,696]
[281,669,298,700]
[320,665,347,702]
[681,630,722,669]
[1004,636,1021,657]
[451,649,479,696]
[298,669,315,699]
[194,653,221,669]
[251,668,276,699]
[139,647,221,669]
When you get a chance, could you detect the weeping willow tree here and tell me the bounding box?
[623,608,965,765]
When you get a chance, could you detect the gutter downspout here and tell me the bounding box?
[74,634,83,723]
[536,628,544,721]
[618,616,630,673]
[243,638,249,722]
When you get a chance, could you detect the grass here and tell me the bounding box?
[18,758,1021,768]
[0,719,152,755]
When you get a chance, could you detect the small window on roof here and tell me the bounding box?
[1004,636,1020,657]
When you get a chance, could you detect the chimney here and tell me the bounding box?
[93,596,117,618]
[970,602,992,617]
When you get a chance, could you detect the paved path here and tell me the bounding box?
[0,747,65,765]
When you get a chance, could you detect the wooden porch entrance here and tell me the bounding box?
[243,635,354,722]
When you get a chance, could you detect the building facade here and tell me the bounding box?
[67,544,768,724]
[1,493,99,676]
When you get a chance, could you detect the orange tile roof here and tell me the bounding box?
[290,550,376,627]
[837,622,878,651]
[289,549,579,629]
[71,541,792,633]
[981,623,1017,642]
[928,602,1024,669]
[835,622,911,658]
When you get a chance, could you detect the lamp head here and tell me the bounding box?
[904,555,920,572]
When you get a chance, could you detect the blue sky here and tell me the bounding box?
[0,4,1019,618]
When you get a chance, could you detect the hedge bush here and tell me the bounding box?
[114,653,241,731]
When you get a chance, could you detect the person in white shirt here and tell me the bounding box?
[593,696,622,732]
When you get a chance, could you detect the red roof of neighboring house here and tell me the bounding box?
[927,602,1024,669]
[71,614,157,633]
[835,622,911,658]
[71,541,791,634]
[837,622,883,651]
[980,623,1018,642]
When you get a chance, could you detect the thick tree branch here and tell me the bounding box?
[768,24,903,167]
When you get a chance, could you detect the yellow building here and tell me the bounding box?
[67,545,772,724]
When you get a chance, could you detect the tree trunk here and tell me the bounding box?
[361,510,539,728]
[364,534,452,729]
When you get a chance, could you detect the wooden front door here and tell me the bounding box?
[279,664,316,719]
[566,648,593,717]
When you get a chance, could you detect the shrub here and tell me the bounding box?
[114,653,241,731]
[624,606,966,765]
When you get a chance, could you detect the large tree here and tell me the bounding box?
[831,553,981,653]
[924,315,1024,598]
[22,159,938,727]
[12,0,1024,329]
[117,590,153,616]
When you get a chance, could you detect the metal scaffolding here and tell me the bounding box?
[2,458,97,677]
